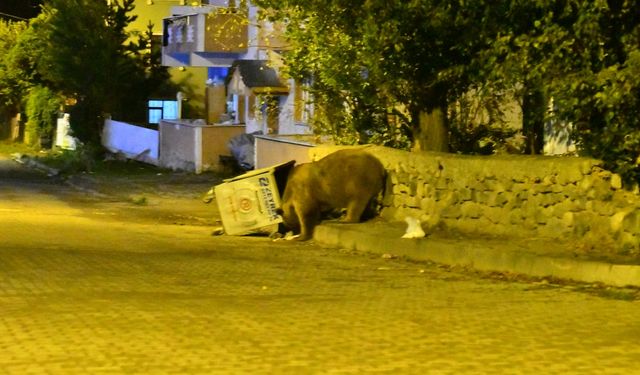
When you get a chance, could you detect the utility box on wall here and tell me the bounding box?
[214,160,294,235]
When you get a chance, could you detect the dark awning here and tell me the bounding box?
[226,60,289,95]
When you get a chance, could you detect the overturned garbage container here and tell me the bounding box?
[213,160,295,235]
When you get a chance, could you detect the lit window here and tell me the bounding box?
[148,109,163,124]
[148,100,179,124]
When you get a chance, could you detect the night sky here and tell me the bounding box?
[0,0,44,21]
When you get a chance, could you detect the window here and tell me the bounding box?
[148,99,178,124]
[294,80,311,124]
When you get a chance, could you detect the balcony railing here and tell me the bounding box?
[162,9,248,56]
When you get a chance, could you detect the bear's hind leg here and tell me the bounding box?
[343,199,368,223]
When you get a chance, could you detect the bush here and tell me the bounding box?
[24,86,62,148]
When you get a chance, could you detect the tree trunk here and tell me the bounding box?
[0,107,22,142]
[412,107,449,152]
[522,84,545,155]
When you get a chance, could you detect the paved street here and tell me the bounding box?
[1,157,640,374]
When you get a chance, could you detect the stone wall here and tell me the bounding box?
[310,145,640,253]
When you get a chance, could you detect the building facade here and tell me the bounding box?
[160,0,311,136]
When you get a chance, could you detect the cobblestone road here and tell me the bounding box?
[1,159,640,374]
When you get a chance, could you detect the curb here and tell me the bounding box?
[313,221,640,288]
[11,153,60,176]
[10,153,109,197]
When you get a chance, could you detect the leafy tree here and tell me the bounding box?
[548,1,640,184]
[0,19,37,140]
[0,20,29,116]
[24,85,62,147]
[255,2,401,147]
[1,0,176,150]
[476,0,640,181]
[256,0,514,151]
[256,1,412,148]
[130,22,178,100]
[33,0,168,146]
[258,1,640,185]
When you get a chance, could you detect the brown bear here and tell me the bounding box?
[278,148,386,241]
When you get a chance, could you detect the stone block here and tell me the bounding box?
[466,179,486,192]
[530,183,554,195]
[416,182,425,198]
[380,206,399,221]
[592,179,614,199]
[438,191,459,207]
[421,212,442,231]
[543,216,572,236]
[389,172,400,185]
[393,194,407,207]
[382,190,394,206]
[535,192,565,208]
[476,216,497,232]
[623,210,640,233]
[611,174,623,190]
[394,164,407,174]
[441,205,462,219]
[589,201,615,216]
[393,183,410,195]
[408,179,419,196]
[521,199,539,217]
[509,208,525,225]
[503,194,523,211]
[458,187,473,202]
[551,200,571,218]
[485,179,512,193]
[581,160,598,175]
[515,189,530,201]
[407,195,421,208]
[484,206,507,224]
[511,175,526,184]
[542,175,557,186]
[487,191,509,207]
[557,167,583,186]
[423,183,436,198]
[420,197,437,213]
[451,176,470,190]
[561,212,575,228]
[619,232,640,252]
[435,177,450,190]
[578,175,595,192]
[535,207,551,224]
[460,201,483,219]
[569,196,588,212]
[573,212,602,237]
[480,191,496,205]
[610,210,632,233]
[611,193,634,209]
[522,217,538,231]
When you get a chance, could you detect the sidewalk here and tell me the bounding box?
[313,219,640,288]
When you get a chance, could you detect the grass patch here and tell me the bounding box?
[15,145,168,177]
[1,141,224,187]
[0,140,37,155]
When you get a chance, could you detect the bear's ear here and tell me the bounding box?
[275,208,284,216]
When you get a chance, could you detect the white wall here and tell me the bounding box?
[102,119,159,165]
[55,114,77,150]
[277,88,312,135]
